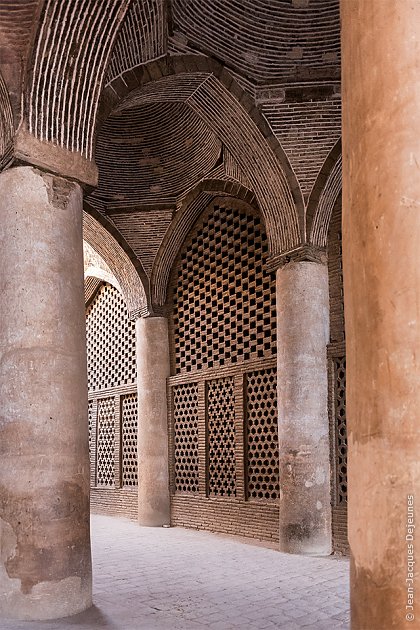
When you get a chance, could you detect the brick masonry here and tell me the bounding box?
[327,195,348,555]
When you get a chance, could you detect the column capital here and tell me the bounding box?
[128,308,166,321]
[13,127,98,189]
[266,243,327,272]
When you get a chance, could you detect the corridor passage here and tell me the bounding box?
[3,515,350,630]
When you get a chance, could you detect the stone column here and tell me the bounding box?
[136,316,170,527]
[0,166,92,620]
[276,260,331,555]
[342,2,420,628]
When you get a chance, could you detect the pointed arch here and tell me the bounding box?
[83,204,150,318]
[151,179,258,308]
[307,139,342,248]
[98,55,304,256]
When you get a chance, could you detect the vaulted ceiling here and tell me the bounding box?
[0,0,342,308]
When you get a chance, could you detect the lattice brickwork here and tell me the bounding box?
[86,283,136,392]
[172,204,276,374]
[121,393,138,487]
[334,357,347,503]
[207,377,236,498]
[88,399,94,460]
[97,397,116,487]
[246,369,279,501]
[173,383,200,493]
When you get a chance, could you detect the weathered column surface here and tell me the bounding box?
[276,261,331,555]
[0,166,92,620]
[136,316,170,526]
[342,2,420,628]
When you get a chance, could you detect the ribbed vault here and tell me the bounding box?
[170,0,340,83]
[93,101,222,207]
[27,0,131,159]
[107,67,303,254]
[0,0,39,121]
[105,0,166,83]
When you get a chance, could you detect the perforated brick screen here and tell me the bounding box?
[207,377,237,497]
[97,397,116,487]
[173,382,200,493]
[121,393,138,487]
[86,283,136,392]
[169,201,279,540]
[245,368,279,501]
[172,204,276,374]
[334,356,347,503]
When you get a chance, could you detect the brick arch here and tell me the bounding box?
[0,70,14,170]
[151,181,260,309]
[83,203,150,318]
[24,0,132,163]
[84,267,122,302]
[307,139,342,248]
[98,55,304,256]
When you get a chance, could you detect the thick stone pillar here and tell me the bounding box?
[342,2,420,628]
[136,316,170,527]
[276,261,331,555]
[0,167,92,620]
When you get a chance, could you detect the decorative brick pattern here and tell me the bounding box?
[261,99,341,199]
[329,214,345,343]
[245,368,279,501]
[86,283,136,391]
[83,212,148,317]
[93,102,221,208]
[173,383,200,493]
[170,0,340,83]
[86,282,138,517]
[121,393,138,487]
[28,0,128,159]
[334,357,347,504]
[84,275,102,306]
[88,399,94,460]
[110,210,173,277]
[169,200,278,542]
[97,397,116,487]
[207,377,236,498]
[309,151,342,247]
[102,66,302,255]
[172,203,276,374]
[105,0,166,84]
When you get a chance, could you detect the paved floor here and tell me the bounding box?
[2,514,350,630]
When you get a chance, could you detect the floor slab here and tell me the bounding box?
[1,514,350,629]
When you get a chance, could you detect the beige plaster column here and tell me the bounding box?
[276,260,331,555]
[0,166,92,620]
[341,2,420,628]
[136,316,170,526]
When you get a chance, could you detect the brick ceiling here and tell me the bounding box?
[0,0,342,293]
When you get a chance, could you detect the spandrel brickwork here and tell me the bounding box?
[168,200,279,542]
[86,282,138,519]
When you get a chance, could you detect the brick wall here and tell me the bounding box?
[260,93,341,200]
[171,496,278,543]
[91,488,138,520]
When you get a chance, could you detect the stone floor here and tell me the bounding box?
[2,514,350,630]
